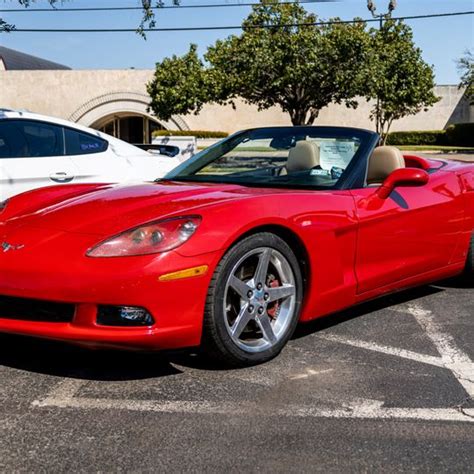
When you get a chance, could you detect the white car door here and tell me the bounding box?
[0,119,76,201]
[66,130,178,184]
[64,128,133,184]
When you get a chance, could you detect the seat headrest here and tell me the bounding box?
[287,141,320,173]
[367,146,405,185]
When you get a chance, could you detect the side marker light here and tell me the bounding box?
[159,265,208,282]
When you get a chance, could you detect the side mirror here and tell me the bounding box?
[376,168,429,200]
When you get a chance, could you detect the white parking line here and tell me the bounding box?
[404,304,474,398]
[318,334,445,368]
[31,302,473,423]
[322,304,474,399]
[33,379,473,422]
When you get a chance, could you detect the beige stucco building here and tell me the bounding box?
[0,47,471,143]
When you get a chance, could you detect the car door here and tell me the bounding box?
[350,169,465,294]
[64,128,135,184]
[65,129,180,183]
[0,119,76,201]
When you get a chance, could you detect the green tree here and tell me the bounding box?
[457,49,474,104]
[147,44,208,121]
[366,19,439,143]
[0,19,11,32]
[148,1,371,125]
[205,2,371,125]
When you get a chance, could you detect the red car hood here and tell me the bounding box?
[4,181,265,236]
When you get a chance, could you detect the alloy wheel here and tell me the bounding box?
[223,246,296,353]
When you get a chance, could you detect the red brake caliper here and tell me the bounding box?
[267,279,281,320]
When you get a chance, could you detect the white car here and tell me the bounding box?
[0,109,180,200]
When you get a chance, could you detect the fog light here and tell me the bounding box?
[97,305,154,326]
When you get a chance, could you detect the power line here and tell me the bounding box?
[5,10,473,32]
[0,1,340,13]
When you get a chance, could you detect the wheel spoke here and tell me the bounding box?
[267,284,295,302]
[224,245,297,353]
[229,275,252,299]
[230,304,253,338]
[256,312,277,344]
[254,248,272,285]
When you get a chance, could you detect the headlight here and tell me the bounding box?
[86,216,201,258]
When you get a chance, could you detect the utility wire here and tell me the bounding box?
[0,1,340,13]
[5,11,473,32]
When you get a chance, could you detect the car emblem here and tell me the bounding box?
[1,241,24,253]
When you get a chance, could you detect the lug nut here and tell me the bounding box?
[247,290,253,298]
[258,307,264,315]
[248,305,254,313]
[257,283,263,290]
[264,293,269,301]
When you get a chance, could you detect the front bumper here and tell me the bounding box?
[0,315,198,350]
[0,225,220,350]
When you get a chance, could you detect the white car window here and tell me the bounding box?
[64,127,108,156]
[0,120,64,158]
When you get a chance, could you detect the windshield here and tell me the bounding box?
[165,126,373,189]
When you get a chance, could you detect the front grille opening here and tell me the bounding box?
[0,295,75,323]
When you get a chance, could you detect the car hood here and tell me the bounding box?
[5,181,267,236]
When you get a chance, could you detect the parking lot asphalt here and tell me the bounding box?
[0,274,472,472]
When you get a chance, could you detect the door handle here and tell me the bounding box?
[49,172,74,183]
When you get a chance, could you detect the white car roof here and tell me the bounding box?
[0,108,150,157]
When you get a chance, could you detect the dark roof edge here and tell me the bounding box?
[0,46,71,70]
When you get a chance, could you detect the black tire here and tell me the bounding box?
[466,231,474,274]
[201,232,303,367]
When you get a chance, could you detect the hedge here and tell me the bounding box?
[153,130,229,139]
[386,123,474,147]
[386,130,447,146]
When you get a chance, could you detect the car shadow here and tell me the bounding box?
[292,284,444,340]
[0,334,184,381]
[0,277,469,379]
[432,274,474,290]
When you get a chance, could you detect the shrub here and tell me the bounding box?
[445,123,474,147]
[386,130,446,146]
[386,123,474,147]
[153,130,229,139]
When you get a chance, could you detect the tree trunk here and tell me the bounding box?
[375,106,383,138]
[290,108,308,125]
[306,109,319,125]
[290,108,319,125]
[381,118,394,145]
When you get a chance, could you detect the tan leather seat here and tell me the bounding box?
[367,146,405,185]
[286,141,320,173]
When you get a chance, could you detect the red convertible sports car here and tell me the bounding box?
[0,126,473,366]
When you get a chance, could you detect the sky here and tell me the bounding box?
[0,0,473,84]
